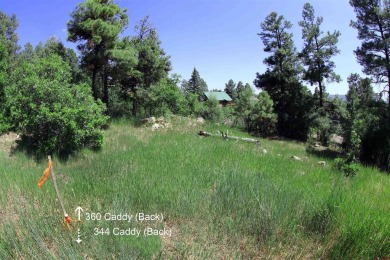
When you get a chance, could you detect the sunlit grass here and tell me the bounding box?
[0,118,389,259]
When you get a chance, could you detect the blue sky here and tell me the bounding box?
[2,0,369,94]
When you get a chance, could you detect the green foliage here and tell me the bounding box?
[255,12,311,140]
[361,118,390,172]
[342,74,375,157]
[35,37,87,84]
[6,54,108,157]
[200,96,224,122]
[333,158,359,177]
[224,79,237,101]
[128,16,171,116]
[0,11,19,73]
[184,67,208,99]
[350,0,390,107]
[67,0,128,102]
[144,78,187,116]
[185,92,205,116]
[234,89,277,135]
[0,12,19,133]
[251,91,278,136]
[299,3,341,108]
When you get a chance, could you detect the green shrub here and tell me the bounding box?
[201,96,224,121]
[361,120,390,172]
[6,54,108,157]
[333,158,359,177]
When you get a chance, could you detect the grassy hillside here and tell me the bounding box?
[0,118,389,259]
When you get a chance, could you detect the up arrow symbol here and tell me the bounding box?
[75,206,84,221]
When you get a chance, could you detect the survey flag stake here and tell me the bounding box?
[38,155,72,230]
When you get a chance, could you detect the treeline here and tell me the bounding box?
[253,1,390,172]
[0,0,389,171]
[0,0,267,158]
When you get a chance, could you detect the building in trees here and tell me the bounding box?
[203,91,233,107]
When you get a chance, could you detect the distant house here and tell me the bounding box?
[203,91,233,107]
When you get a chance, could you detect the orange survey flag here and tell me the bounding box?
[38,160,52,188]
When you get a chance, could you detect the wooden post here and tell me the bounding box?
[48,156,70,225]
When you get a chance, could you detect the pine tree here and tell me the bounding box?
[299,3,341,108]
[255,11,312,140]
[350,0,390,108]
[130,16,171,116]
[67,0,128,103]
[224,79,237,100]
[187,67,208,98]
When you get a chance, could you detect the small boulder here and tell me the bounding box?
[149,117,156,124]
[196,117,205,124]
[261,148,267,154]
[157,116,165,124]
[151,123,161,131]
[318,161,326,166]
[291,155,303,161]
[224,119,233,126]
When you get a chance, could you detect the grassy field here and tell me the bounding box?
[0,117,389,259]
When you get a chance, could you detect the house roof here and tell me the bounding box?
[204,91,233,102]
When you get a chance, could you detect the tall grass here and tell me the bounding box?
[0,118,389,259]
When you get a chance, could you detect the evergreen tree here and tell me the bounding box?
[236,81,245,95]
[0,11,19,74]
[130,16,171,116]
[186,67,208,98]
[224,79,237,100]
[299,3,341,108]
[67,0,128,103]
[255,11,312,140]
[0,12,19,132]
[350,0,390,109]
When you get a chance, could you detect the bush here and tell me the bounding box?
[234,90,277,135]
[6,54,108,157]
[201,96,224,122]
[360,119,390,172]
[333,158,359,177]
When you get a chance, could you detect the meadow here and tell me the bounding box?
[0,117,389,259]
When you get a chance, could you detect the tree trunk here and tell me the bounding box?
[319,80,323,108]
[102,70,109,105]
[92,68,98,101]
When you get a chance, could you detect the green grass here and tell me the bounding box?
[0,117,389,259]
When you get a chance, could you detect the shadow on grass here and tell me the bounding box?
[306,145,343,160]
[10,136,102,163]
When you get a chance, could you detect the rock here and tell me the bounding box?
[151,123,161,131]
[318,161,326,166]
[261,148,267,154]
[314,143,320,147]
[149,117,156,124]
[162,122,172,128]
[224,119,233,126]
[196,117,205,124]
[157,116,165,124]
[291,155,303,161]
